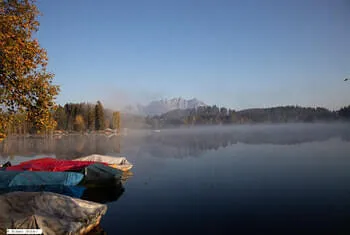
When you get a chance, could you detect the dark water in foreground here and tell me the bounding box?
[1,124,350,234]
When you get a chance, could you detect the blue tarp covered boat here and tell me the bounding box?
[0,171,84,188]
[0,185,86,198]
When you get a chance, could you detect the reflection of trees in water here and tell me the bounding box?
[137,127,350,158]
[137,132,234,159]
[0,125,349,159]
[0,135,121,159]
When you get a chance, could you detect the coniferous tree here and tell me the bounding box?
[112,111,121,132]
[87,104,95,131]
[95,101,105,130]
[54,105,66,130]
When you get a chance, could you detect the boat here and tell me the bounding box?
[0,185,86,198]
[0,171,84,188]
[0,191,107,235]
[79,163,123,187]
[0,161,11,169]
[5,157,108,172]
[3,157,125,186]
[73,154,133,172]
[0,181,125,204]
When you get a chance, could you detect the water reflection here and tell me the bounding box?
[0,124,349,160]
[81,181,125,204]
[0,135,122,159]
[86,224,106,235]
[139,125,350,158]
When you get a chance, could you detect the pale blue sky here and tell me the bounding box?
[36,0,350,110]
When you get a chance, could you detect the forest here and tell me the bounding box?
[47,102,350,132]
[50,103,350,131]
[3,101,117,134]
[3,101,350,135]
[146,105,350,128]
[54,101,121,132]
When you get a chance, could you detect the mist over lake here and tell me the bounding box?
[2,0,350,233]
[1,123,350,234]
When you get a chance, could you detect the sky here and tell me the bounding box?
[36,0,350,110]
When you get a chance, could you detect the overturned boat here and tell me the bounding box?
[4,158,124,187]
[5,157,102,172]
[79,163,123,187]
[0,185,86,198]
[73,154,133,172]
[6,155,133,172]
[0,171,84,188]
[0,191,107,235]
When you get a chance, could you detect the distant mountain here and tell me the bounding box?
[122,104,145,115]
[123,98,207,116]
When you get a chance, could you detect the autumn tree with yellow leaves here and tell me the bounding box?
[74,115,85,132]
[0,0,59,135]
[112,111,121,133]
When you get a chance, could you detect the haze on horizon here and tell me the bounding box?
[36,0,350,111]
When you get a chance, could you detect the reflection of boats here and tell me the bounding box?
[74,154,133,172]
[86,224,106,235]
[106,133,117,138]
[121,170,134,183]
[0,191,107,235]
[81,181,125,203]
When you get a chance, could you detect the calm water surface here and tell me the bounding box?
[1,124,350,234]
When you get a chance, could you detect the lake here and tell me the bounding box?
[1,123,350,234]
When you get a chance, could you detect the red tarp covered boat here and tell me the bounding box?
[5,158,108,172]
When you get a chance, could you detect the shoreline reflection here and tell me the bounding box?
[0,124,349,159]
